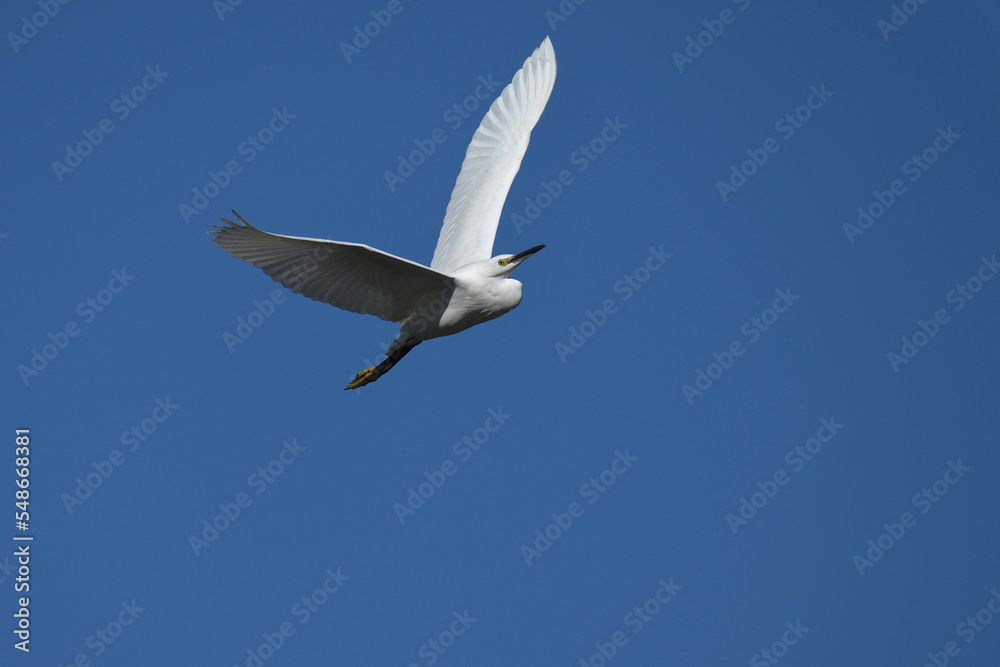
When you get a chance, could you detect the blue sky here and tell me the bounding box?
[4,0,1000,665]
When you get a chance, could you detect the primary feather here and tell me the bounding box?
[430,36,556,274]
[211,212,453,323]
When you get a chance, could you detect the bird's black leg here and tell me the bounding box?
[345,340,420,390]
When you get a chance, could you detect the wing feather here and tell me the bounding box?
[430,37,556,274]
[211,212,453,323]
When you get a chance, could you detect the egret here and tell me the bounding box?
[211,37,556,389]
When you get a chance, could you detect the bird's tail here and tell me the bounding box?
[345,339,420,390]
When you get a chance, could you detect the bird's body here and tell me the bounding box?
[405,254,536,340]
[211,37,556,388]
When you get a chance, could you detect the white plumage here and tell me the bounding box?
[212,37,556,389]
[431,36,556,274]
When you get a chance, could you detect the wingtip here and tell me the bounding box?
[209,211,247,238]
[211,210,256,234]
[539,35,555,61]
[231,210,250,226]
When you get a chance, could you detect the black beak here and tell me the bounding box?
[510,245,546,264]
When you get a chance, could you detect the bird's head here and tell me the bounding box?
[487,245,545,277]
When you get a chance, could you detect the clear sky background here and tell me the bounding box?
[4,1,1000,665]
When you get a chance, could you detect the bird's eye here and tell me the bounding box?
[498,258,508,267]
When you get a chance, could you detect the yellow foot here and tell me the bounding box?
[345,366,379,390]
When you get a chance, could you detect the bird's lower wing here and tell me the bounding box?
[211,212,454,323]
[430,36,557,275]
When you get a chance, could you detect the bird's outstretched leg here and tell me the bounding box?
[345,339,420,390]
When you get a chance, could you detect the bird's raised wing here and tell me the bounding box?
[430,36,556,275]
[211,212,454,323]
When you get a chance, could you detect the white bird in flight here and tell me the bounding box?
[212,37,556,389]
